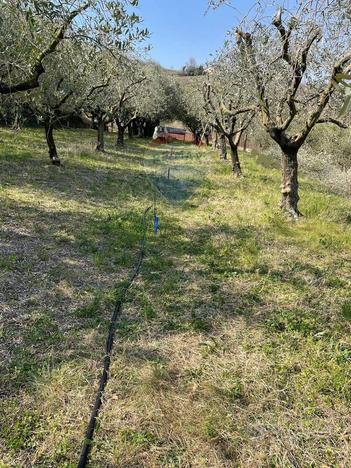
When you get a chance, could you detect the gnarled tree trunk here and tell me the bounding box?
[136,120,143,137]
[116,124,125,146]
[243,133,248,152]
[194,131,201,145]
[44,119,60,166]
[128,122,134,139]
[212,129,218,150]
[228,136,242,177]
[280,146,300,218]
[219,134,227,160]
[12,105,21,131]
[96,118,105,152]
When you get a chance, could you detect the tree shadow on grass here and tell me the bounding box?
[150,171,204,204]
[132,216,340,341]
[0,137,207,400]
[0,197,153,396]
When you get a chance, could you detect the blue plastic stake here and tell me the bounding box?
[154,215,159,235]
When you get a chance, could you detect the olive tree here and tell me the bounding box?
[28,43,111,164]
[235,0,351,217]
[109,60,146,146]
[81,83,114,153]
[79,53,123,153]
[203,51,255,175]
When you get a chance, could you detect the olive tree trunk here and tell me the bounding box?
[128,122,134,139]
[219,134,227,160]
[116,122,125,146]
[280,146,300,218]
[96,118,105,152]
[44,120,60,166]
[228,136,242,177]
[12,106,21,131]
[243,133,248,152]
[212,129,218,150]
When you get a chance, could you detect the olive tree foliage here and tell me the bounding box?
[130,63,179,137]
[203,50,255,176]
[171,75,208,142]
[0,94,26,128]
[0,0,147,95]
[138,63,176,120]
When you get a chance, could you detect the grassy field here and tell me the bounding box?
[1,127,351,467]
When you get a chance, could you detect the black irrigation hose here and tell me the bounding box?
[77,206,152,468]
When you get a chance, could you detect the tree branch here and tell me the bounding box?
[0,4,89,94]
[316,118,348,128]
[85,79,111,101]
[294,52,351,145]
[272,8,320,132]
[236,30,271,127]
[55,90,74,110]
[273,7,294,66]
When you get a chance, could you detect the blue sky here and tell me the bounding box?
[136,0,255,70]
